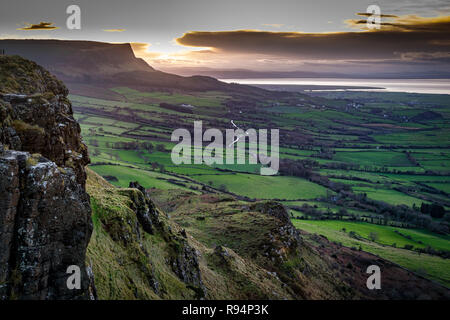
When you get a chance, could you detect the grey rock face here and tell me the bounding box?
[0,93,89,187]
[0,151,92,299]
[129,181,156,234]
[171,241,206,299]
[0,56,92,300]
[126,181,206,298]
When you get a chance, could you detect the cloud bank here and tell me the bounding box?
[175,15,450,61]
[131,14,450,77]
[17,22,58,30]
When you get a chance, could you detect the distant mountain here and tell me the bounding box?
[160,67,450,80]
[159,67,347,79]
[0,39,267,95]
[0,39,152,77]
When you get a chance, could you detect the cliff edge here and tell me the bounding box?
[0,55,92,299]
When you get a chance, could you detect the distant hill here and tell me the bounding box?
[0,39,268,95]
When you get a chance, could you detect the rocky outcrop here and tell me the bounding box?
[129,181,158,234]
[250,201,303,262]
[170,239,206,299]
[0,55,92,299]
[0,55,89,187]
[128,181,206,298]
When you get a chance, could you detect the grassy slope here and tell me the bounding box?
[86,168,335,299]
[292,220,450,287]
[86,168,201,299]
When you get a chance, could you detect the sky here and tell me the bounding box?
[1,0,449,77]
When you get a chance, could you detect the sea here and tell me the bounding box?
[220,78,450,95]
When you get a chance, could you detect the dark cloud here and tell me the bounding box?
[175,15,450,62]
[347,15,450,32]
[356,13,399,18]
[17,22,58,30]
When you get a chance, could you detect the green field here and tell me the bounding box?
[334,150,413,167]
[293,220,450,250]
[427,182,450,193]
[292,220,450,286]
[90,165,198,192]
[352,186,427,207]
[194,173,328,200]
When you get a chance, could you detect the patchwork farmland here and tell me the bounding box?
[72,86,450,286]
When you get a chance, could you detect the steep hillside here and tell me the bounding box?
[86,168,450,300]
[86,168,342,299]
[86,168,206,299]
